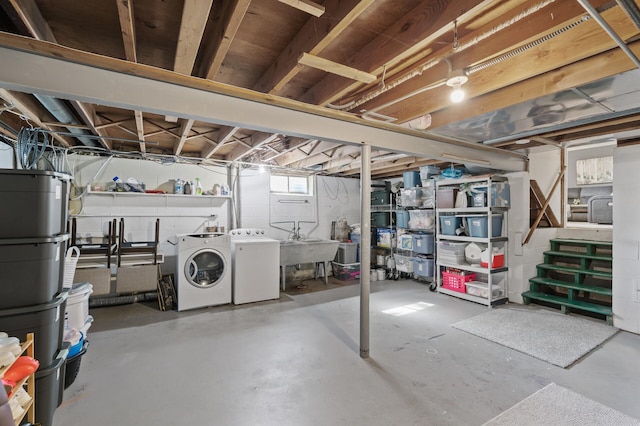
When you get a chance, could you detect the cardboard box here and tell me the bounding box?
[116,264,159,294]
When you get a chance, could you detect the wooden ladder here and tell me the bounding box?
[522,238,613,325]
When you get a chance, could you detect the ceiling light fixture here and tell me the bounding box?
[446,69,468,103]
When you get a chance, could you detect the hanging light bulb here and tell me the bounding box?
[446,69,468,103]
[258,164,266,174]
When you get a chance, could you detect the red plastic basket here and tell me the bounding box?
[441,271,476,293]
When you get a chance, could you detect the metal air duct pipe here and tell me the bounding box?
[33,94,99,147]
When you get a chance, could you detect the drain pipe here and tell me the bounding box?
[576,0,640,68]
[33,94,99,147]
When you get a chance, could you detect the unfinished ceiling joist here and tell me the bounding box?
[0,33,526,172]
[278,0,325,17]
[298,53,376,84]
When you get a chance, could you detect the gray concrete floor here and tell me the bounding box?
[54,279,640,425]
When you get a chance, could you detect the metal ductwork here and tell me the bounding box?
[33,94,99,147]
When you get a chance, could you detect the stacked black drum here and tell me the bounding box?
[0,169,71,426]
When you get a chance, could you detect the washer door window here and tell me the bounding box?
[185,249,226,288]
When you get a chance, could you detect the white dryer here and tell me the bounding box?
[176,233,231,311]
[229,228,280,305]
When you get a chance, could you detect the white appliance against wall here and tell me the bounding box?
[229,228,280,305]
[176,233,231,311]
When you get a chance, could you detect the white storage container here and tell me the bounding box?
[408,210,434,230]
[393,253,414,273]
[65,283,93,331]
[465,281,502,298]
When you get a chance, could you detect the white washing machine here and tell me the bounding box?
[176,233,231,311]
[229,228,280,305]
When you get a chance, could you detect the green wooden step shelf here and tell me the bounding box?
[529,277,612,296]
[523,238,613,324]
[536,263,612,279]
[543,250,612,263]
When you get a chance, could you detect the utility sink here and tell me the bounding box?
[279,239,340,290]
[279,239,339,265]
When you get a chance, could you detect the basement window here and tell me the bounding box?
[270,174,313,195]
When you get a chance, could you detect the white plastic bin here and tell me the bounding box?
[65,283,93,331]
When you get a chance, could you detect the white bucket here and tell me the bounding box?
[376,268,386,281]
[65,283,93,331]
[370,269,377,281]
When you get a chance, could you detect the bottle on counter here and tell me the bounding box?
[174,178,183,194]
[195,178,203,195]
[184,180,192,195]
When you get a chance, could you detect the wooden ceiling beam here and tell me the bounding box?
[298,53,376,84]
[262,138,315,162]
[115,0,137,62]
[5,0,56,42]
[274,140,338,166]
[173,0,213,76]
[228,132,280,161]
[116,0,148,151]
[71,102,113,149]
[290,144,361,168]
[201,126,240,158]
[254,0,374,94]
[174,118,195,155]
[0,32,526,171]
[299,0,494,106]
[277,0,325,17]
[201,0,252,80]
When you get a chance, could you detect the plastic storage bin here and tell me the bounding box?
[393,254,414,273]
[408,210,434,230]
[469,182,511,207]
[377,228,396,248]
[398,234,413,250]
[371,191,391,205]
[371,212,391,227]
[335,242,358,264]
[441,271,475,293]
[65,339,88,389]
[412,234,434,254]
[419,165,440,180]
[64,283,93,331]
[0,291,68,365]
[395,210,409,228]
[437,241,468,264]
[0,234,70,309]
[400,187,433,208]
[436,188,458,208]
[467,214,504,238]
[35,343,69,426]
[403,171,421,188]
[465,281,502,298]
[331,262,360,281]
[413,257,434,278]
[439,216,461,235]
[0,169,71,238]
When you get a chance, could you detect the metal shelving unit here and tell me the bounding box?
[435,175,510,306]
